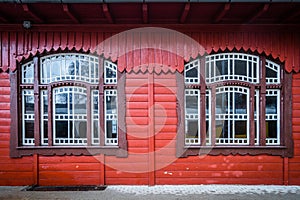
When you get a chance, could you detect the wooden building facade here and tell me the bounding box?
[0,1,300,186]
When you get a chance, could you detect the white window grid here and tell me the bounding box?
[205,53,259,84]
[215,86,250,145]
[104,89,118,145]
[21,61,34,84]
[206,90,212,145]
[92,90,100,145]
[266,60,280,84]
[254,90,260,145]
[41,90,48,145]
[22,90,35,145]
[104,60,117,85]
[184,59,200,84]
[53,86,88,145]
[40,53,99,84]
[184,89,200,145]
[265,89,280,145]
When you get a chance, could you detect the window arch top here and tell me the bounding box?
[205,53,259,84]
[40,53,99,84]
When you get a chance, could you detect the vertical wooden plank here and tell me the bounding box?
[9,32,17,72]
[99,57,105,146]
[0,32,2,69]
[33,154,39,185]
[283,157,289,185]
[75,32,83,51]
[211,86,216,146]
[46,32,53,52]
[53,32,61,51]
[1,32,9,72]
[33,57,40,146]
[200,57,206,146]
[260,56,266,146]
[47,85,53,146]
[148,73,155,186]
[250,85,255,146]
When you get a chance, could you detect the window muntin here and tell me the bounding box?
[105,89,118,145]
[184,59,200,84]
[266,60,280,84]
[205,53,259,84]
[266,89,280,145]
[183,52,287,151]
[185,89,200,145]
[22,90,34,145]
[53,87,88,145]
[41,54,99,84]
[214,86,250,145]
[17,53,122,151]
[21,61,34,84]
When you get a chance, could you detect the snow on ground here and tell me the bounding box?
[108,185,300,196]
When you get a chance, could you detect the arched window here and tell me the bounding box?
[178,52,293,157]
[10,53,127,157]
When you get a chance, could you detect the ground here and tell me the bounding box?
[1,185,300,200]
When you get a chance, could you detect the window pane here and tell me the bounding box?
[235,93,247,114]
[216,93,228,114]
[186,120,199,138]
[185,95,198,114]
[234,60,247,76]
[266,67,277,78]
[266,121,277,138]
[22,62,34,84]
[74,121,87,138]
[25,95,34,114]
[74,94,87,114]
[266,96,277,114]
[25,121,34,138]
[55,93,68,114]
[93,121,99,139]
[216,120,225,138]
[106,96,117,114]
[104,60,117,84]
[186,67,198,78]
[235,121,247,138]
[215,60,228,76]
[106,120,118,139]
[55,121,68,138]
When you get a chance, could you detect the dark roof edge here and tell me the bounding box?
[1,0,300,4]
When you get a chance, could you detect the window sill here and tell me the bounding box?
[177,145,293,158]
[11,146,128,158]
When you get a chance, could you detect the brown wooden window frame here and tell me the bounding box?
[10,52,128,158]
[176,52,293,158]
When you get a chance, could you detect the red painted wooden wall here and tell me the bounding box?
[1,26,300,186]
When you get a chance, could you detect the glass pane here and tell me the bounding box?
[186,67,198,78]
[25,121,34,138]
[55,93,68,114]
[216,93,228,114]
[234,60,247,76]
[216,120,224,138]
[51,59,60,78]
[43,93,48,114]
[67,60,76,75]
[81,60,89,77]
[93,121,99,139]
[215,60,228,76]
[266,67,277,78]
[266,121,277,138]
[106,120,117,138]
[235,93,247,114]
[206,120,209,136]
[74,94,87,114]
[74,121,87,138]
[266,96,277,114]
[106,66,116,79]
[93,95,98,114]
[55,121,68,138]
[185,95,198,114]
[106,96,117,114]
[25,95,34,114]
[206,94,209,114]
[43,121,48,139]
[186,120,198,138]
[235,121,247,138]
